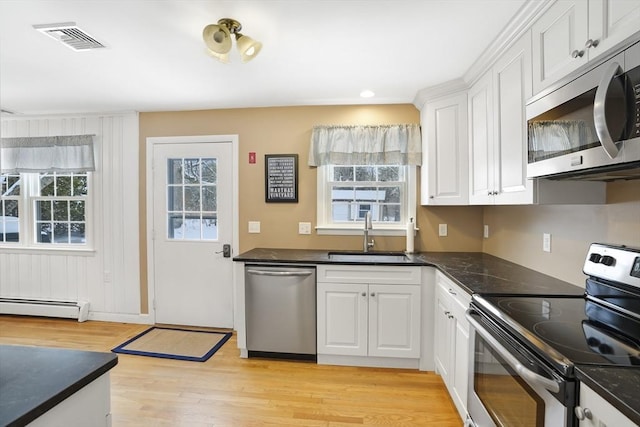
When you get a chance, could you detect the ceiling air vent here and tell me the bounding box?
[33,22,106,51]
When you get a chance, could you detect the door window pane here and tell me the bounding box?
[166,157,218,240]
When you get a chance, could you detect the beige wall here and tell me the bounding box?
[483,180,640,286]
[138,104,638,312]
[138,104,484,311]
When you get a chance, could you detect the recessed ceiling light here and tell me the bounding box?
[360,90,375,98]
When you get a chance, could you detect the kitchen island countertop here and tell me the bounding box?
[0,345,118,427]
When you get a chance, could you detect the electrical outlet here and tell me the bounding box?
[438,224,448,237]
[248,221,261,233]
[543,233,551,253]
[298,222,311,235]
[483,225,489,239]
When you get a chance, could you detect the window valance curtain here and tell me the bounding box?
[308,124,421,166]
[0,134,95,173]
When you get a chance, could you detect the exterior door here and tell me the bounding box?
[152,140,234,328]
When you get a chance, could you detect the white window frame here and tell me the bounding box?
[0,172,94,253]
[316,165,417,236]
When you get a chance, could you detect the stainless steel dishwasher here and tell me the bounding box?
[245,264,316,360]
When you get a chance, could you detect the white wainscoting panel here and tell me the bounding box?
[0,113,141,320]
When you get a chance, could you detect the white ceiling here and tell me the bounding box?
[0,0,527,116]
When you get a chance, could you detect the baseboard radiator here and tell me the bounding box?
[0,298,90,322]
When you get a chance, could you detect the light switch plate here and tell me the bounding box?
[248,221,261,233]
[298,222,312,235]
[438,224,448,237]
[483,225,489,239]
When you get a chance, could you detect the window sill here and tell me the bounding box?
[0,246,96,256]
[315,225,418,236]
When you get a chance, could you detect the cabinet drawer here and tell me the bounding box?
[436,271,471,307]
[317,265,421,284]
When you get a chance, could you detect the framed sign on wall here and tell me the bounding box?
[265,154,298,203]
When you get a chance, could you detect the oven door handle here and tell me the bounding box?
[593,61,623,159]
[466,312,561,394]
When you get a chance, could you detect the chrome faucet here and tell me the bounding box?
[363,211,374,252]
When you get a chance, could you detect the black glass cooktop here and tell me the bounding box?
[476,295,640,372]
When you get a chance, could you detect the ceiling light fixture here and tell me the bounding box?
[203,18,262,63]
[360,90,375,98]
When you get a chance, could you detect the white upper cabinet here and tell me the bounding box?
[468,70,494,204]
[493,30,535,204]
[469,31,534,205]
[420,91,469,205]
[589,0,640,59]
[532,0,640,94]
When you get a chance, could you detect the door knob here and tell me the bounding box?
[215,244,231,257]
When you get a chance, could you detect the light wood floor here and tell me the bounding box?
[0,315,461,426]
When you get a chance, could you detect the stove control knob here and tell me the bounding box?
[575,406,593,421]
[600,255,615,266]
[589,253,602,263]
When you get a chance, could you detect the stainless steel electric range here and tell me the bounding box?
[465,243,640,427]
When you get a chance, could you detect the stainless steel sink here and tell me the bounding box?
[327,251,408,262]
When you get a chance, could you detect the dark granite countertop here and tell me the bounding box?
[234,249,640,419]
[576,366,640,425]
[0,345,118,427]
[234,248,585,296]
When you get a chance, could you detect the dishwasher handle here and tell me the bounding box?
[246,269,314,277]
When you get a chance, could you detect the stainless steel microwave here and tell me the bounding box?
[526,34,640,181]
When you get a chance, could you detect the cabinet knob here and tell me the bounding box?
[429,195,434,199]
[575,406,593,421]
[370,292,376,297]
[361,292,366,297]
[585,38,599,49]
[444,311,451,316]
[448,315,454,319]
[572,49,585,58]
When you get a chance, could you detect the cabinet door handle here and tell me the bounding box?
[448,315,454,319]
[444,311,451,316]
[575,406,593,421]
[448,289,457,295]
[585,38,599,49]
[571,49,585,58]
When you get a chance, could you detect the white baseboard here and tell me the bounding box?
[317,354,420,369]
[87,312,152,324]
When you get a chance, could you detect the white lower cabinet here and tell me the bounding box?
[577,383,636,427]
[434,270,471,421]
[316,265,421,368]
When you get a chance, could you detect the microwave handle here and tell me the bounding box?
[466,311,561,393]
[593,62,623,159]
